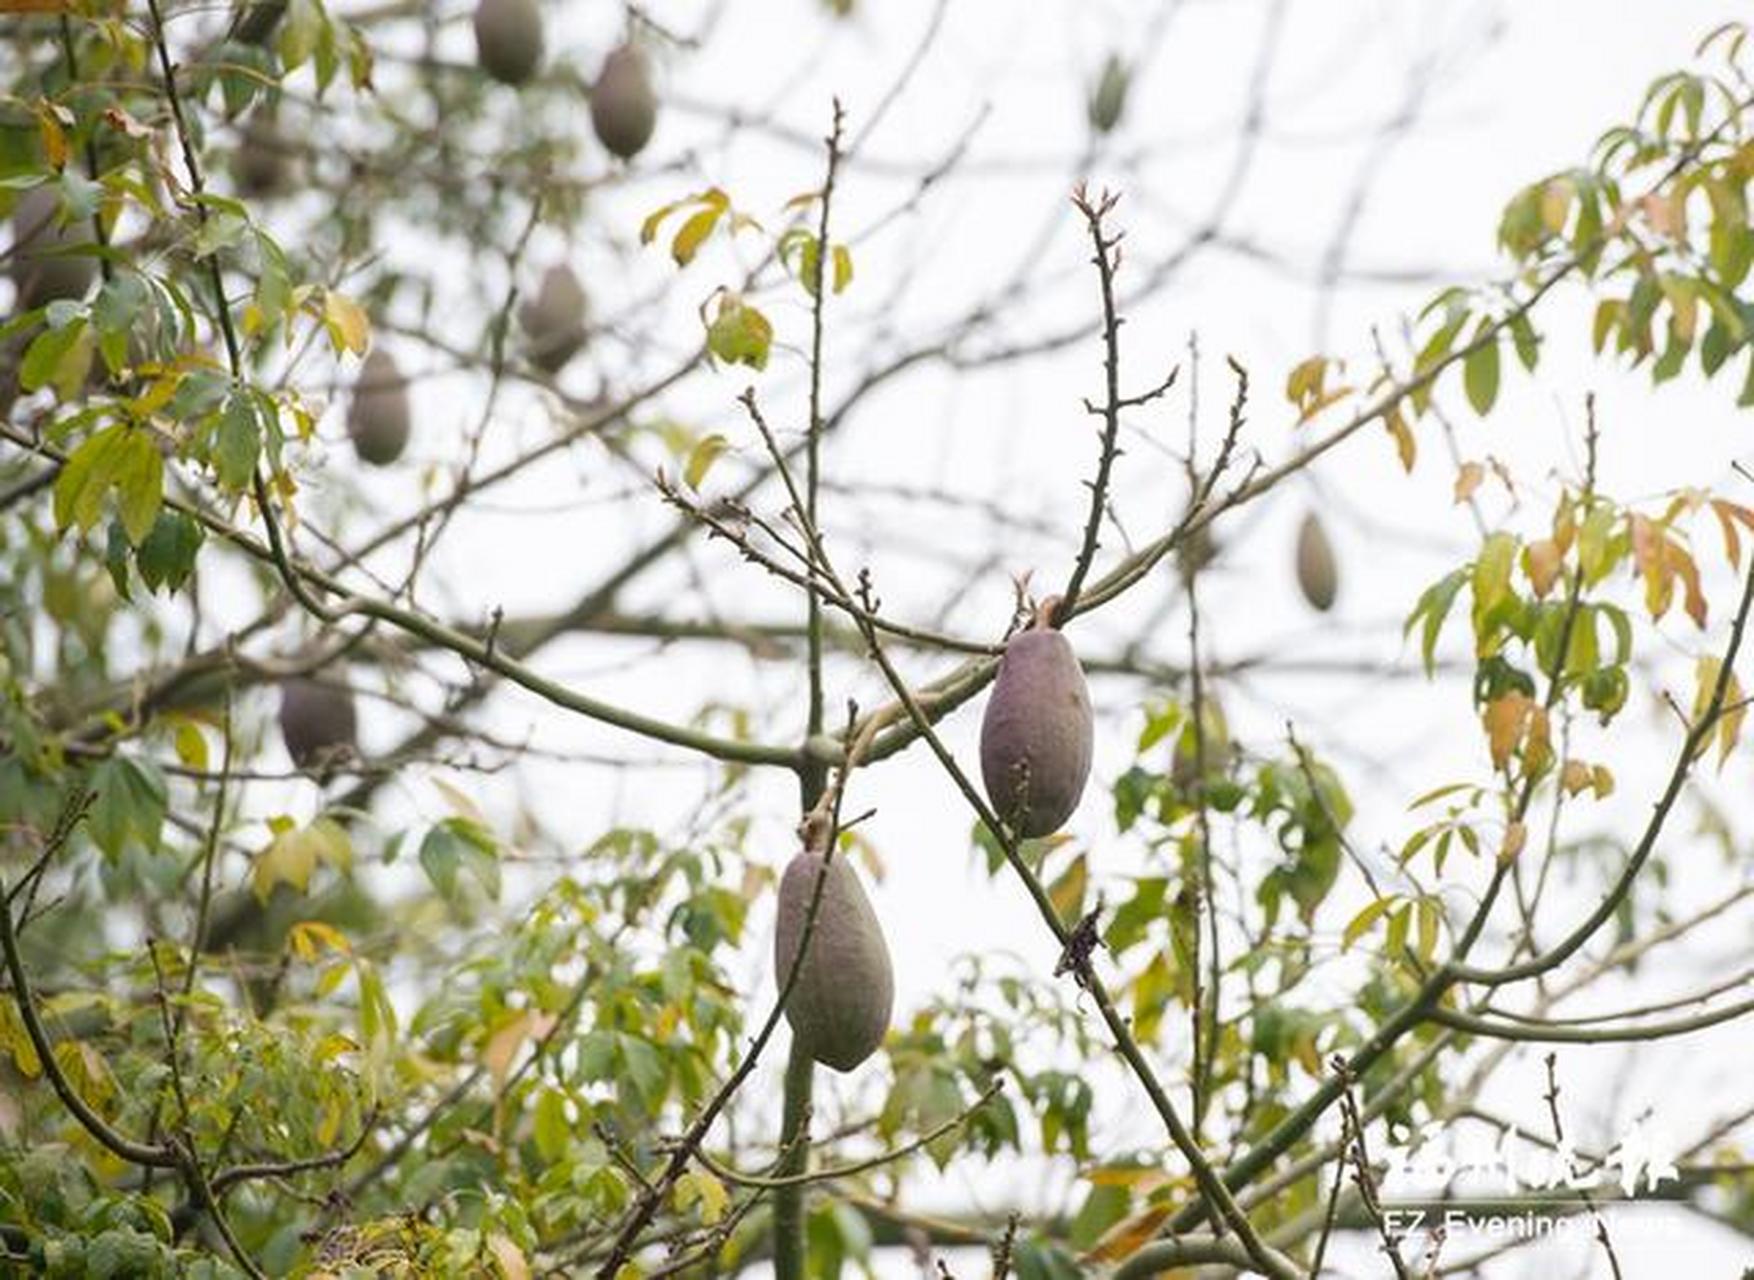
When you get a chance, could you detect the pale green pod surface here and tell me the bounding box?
[279,676,357,771]
[591,45,658,160]
[773,848,894,1072]
[1088,54,1130,133]
[518,263,588,374]
[1296,512,1338,611]
[473,0,545,86]
[980,626,1094,837]
[347,349,411,466]
[10,185,95,311]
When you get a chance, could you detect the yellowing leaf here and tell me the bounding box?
[1342,895,1397,950]
[1086,1201,1174,1263]
[487,1234,529,1280]
[484,1011,536,1088]
[252,817,352,902]
[1499,821,1527,862]
[288,919,352,961]
[1384,403,1416,472]
[684,433,729,489]
[675,1170,728,1225]
[1047,852,1087,927]
[323,291,371,356]
[172,719,209,771]
[1482,693,1530,771]
[671,204,723,266]
[1454,461,1485,505]
[1523,539,1562,598]
[35,103,69,171]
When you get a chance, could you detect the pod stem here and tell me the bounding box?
[772,1036,815,1280]
[1033,595,1064,631]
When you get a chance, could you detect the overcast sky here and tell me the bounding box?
[265,2,1754,1272]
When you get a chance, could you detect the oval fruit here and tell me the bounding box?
[773,847,893,1072]
[519,263,588,373]
[591,44,657,160]
[235,116,289,198]
[473,0,544,85]
[1295,512,1338,611]
[10,186,95,311]
[980,605,1094,837]
[1088,54,1130,133]
[279,676,358,771]
[347,349,411,466]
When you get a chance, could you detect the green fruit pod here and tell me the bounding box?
[1088,54,1130,134]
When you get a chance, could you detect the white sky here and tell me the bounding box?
[248,1,1754,1272]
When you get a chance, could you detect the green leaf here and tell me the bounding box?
[704,294,772,370]
[136,510,204,593]
[54,424,128,534]
[618,1034,666,1108]
[1463,324,1501,415]
[1403,568,1468,676]
[1416,897,1441,964]
[418,817,500,904]
[20,318,85,394]
[87,756,168,861]
[213,394,260,490]
[1471,532,1518,634]
[112,431,164,545]
[1342,895,1397,950]
[534,1087,570,1161]
[1508,310,1539,371]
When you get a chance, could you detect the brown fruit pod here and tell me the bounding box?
[473,0,545,86]
[591,45,658,160]
[347,349,411,467]
[518,264,588,374]
[278,676,358,773]
[773,841,894,1072]
[1296,512,1338,611]
[979,599,1094,837]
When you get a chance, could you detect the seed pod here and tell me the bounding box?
[980,601,1094,837]
[518,263,588,374]
[1295,512,1338,611]
[10,186,95,311]
[473,0,545,85]
[774,845,893,1072]
[234,116,290,198]
[1088,54,1130,134]
[590,44,658,160]
[347,349,411,467]
[279,676,358,772]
